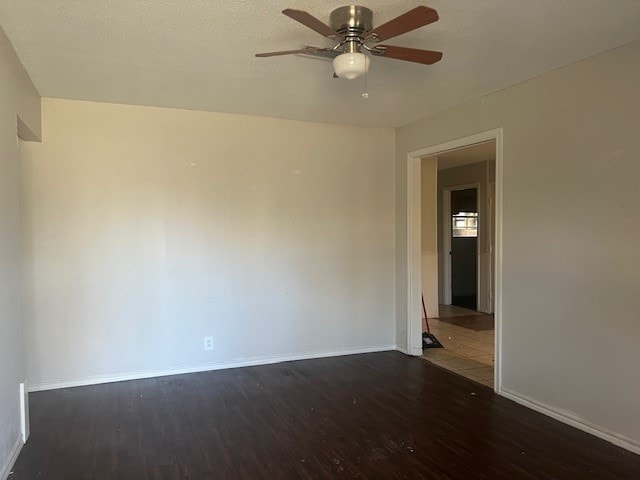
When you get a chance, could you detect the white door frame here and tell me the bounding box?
[442,183,481,308]
[487,182,496,314]
[405,128,503,392]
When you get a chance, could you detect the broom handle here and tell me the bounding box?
[422,294,431,335]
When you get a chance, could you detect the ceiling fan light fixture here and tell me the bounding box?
[256,6,442,80]
[332,52,370,80]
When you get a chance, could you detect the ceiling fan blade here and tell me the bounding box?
[366,6,438,42]
[256,46,333,58]
[255,49,308,57]
[371,45,443,65]
[282,9,343,40]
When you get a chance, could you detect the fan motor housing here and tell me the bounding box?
[330,6,373,37]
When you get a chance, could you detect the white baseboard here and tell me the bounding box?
[19,382,29,444]
[395,345,410,354]
[500,388,640,455]
[28,344,397,392]
[0,436,22,480]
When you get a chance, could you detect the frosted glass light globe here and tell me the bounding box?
[333,52,370,80]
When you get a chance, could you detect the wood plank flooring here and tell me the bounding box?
[436,314,494,331]
[11,351,640,479]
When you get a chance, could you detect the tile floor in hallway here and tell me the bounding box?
[422,305,495,388]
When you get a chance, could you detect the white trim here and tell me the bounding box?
[494,129,504,392]
[28,345,396,392]
[0,436,22,480]
[409,346,423,356]
[396,344,422,356]
[19,382,29,444]
[486,182,496,314]
[406,128,504,390]
[500,388,640,455]
[442,182,481,309]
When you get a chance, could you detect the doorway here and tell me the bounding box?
[447,186,479,310]
[406,130,502,391]
[430,150,495,387]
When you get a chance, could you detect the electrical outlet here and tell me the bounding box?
[203,336,214,351]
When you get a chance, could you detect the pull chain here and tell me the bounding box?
[362,54,369,99]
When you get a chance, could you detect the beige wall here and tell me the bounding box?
[420,157,438,318]
[396,39,640,448]
[20,98,396,389]
[0,26,40,476]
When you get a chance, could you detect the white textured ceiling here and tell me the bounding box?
[2,1,640,127]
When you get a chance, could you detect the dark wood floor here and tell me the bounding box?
[12,352,640,479]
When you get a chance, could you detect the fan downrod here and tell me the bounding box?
[329,6,373,39]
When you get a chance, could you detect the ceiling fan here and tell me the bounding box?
[256,5,442,80]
